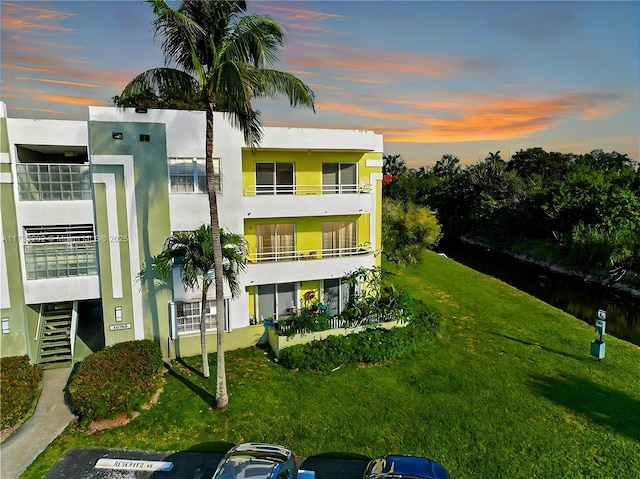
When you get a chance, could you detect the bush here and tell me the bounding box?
[280,326,410,372]
[279,299,441,372]
[67,340,163,420]
[0,355,42,430]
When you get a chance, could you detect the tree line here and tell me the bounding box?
[383,148,640,279]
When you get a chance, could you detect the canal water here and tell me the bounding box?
[436,237,640,346]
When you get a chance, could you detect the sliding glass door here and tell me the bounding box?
[322,221,356,257]
[256,224,295,261]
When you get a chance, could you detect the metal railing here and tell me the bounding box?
[244,183,372,196]
[248,244,372,263]
[274,309,404,335]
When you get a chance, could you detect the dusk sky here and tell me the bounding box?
[2,1,638,167]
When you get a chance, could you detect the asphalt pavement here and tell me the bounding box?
[44,448,370,479]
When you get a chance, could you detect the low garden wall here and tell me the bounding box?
[266,319,407,358]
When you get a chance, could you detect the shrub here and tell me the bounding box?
[67,340,163,420]
[279,300,441,372]
[0,355,42,430]
[280,326,410,372]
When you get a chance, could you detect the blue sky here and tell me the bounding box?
[2,0,638,167]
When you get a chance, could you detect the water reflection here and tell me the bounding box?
[437,238,640,346]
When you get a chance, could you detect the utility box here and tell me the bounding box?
[590,339,605,360]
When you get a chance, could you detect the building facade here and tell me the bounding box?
[0,102,383,366]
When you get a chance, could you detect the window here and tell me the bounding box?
[256,224,295,261]
[322,163,357,194]
[176,300,215,335]
[23,225,97,279]
[324,278,351,316]
[255,162,294,195]
[16,163,91,201]
[257,283,297,320]
[322,221,356,257]
[169,157,220,193]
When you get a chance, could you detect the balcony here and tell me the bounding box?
[243,183,374,218]
[244,183,371,196]
[245,245,376,285]
[247,244,371,263]
[16,163,91,201]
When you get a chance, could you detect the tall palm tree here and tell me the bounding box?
[152,225,247,379]
[116,0,315,408]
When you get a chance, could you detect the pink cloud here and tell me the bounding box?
[1,2,77,33]
[255,4,342,21]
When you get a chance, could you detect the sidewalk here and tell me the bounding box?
[1,367,75,479]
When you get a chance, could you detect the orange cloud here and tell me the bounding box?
[288,52,470,79]
[19,37,81,51]
[8,77,100,88]
[40,94,107,106]
[255,4,342,21]
[1,2,77,33]
[331,76,385,85]
[305,90,627,144]
[11,105,66,115]
[382,92,624,143]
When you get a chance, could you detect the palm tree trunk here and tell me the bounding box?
[200,285,210,378]
[206,100,229,409]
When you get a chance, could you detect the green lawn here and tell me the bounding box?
[25,251,640,478]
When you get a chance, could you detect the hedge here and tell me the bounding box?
[67,340,163,420]
[0,355,42,430]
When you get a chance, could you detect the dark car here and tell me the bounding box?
[363,454,449,479]
[211,443,315,479]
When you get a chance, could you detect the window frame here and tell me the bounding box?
[322,162,357,194]
[168,157,220,194]
[23,224,97,280]
[255,223,296,261]
[321,220,357,257]
[255,162,295,195]
[175,300,216,336]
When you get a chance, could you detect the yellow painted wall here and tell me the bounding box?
[242,149,380,194]
[244,214,370,260]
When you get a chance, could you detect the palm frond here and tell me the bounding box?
[252,68,316,110]
[120,68,199,101]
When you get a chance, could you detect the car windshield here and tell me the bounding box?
[212,456,277,479]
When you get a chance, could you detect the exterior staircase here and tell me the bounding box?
[37,302,74,368]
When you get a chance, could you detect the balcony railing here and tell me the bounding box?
[273,309,404,336]
[16,163,91,201]
[248,244,372,263]
[244,183,371,196]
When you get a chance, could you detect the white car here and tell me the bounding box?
[211,443,315,479]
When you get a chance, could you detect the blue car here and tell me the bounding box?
[211,443,315,479]
[363,455,449,479]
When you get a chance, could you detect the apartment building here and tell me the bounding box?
[0,101,383,366]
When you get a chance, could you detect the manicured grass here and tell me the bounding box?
[24,251,640,478]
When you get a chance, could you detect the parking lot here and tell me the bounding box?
[45,447,369,479]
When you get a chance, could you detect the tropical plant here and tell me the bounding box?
[382,198,442,264]
[150,225,247,379]
[115,0,315,408]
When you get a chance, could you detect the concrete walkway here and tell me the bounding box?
[1,367,75,479]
